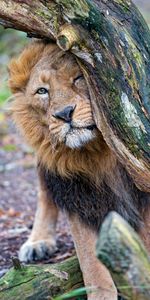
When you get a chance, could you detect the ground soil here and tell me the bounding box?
[0,107,74,278]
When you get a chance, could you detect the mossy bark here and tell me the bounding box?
[0,0,150,191]
[0,256,84,300]
[96,212,150,300]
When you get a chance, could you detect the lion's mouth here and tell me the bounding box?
[64,124,97,149]
[71,124,97,131]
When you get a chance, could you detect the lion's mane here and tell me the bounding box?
[9,41,149,231]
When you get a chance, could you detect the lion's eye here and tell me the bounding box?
[36,88,49,95]
[74,75,84,84]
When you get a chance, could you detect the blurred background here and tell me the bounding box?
[0,0,149,277]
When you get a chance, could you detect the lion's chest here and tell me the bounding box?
[43,170,144,232]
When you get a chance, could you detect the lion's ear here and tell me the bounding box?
[8,41,45,94]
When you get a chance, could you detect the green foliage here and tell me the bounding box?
[0,27,27,106]
[0,82,11,105]
[2,144,17,152]
[53,287,89,300]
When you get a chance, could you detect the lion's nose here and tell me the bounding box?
[53,105,76,123]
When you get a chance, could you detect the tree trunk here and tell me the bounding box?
[96,212,150,300]
[0,256,85,300]
[0,0,149,192]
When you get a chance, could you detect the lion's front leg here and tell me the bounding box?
[68,215,117,300]
[19,170,58,262]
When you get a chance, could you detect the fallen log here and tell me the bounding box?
[0,256,84,300]
[0,0,150,191]
[96,212,150,300]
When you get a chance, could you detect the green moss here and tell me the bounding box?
[55,0,89,19]
[35,10,51,20]
[0,257,82,300]
[102,75,148,157]
[35,4,60,34]
[123,30,143,70]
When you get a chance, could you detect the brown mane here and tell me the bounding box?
[9,41,117,187]
[9,42,46,93]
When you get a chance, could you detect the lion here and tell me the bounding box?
[9,40,150,300]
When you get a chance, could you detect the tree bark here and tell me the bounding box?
[0,0,150,192]
[96,212,150,300]
[0,256,85,300]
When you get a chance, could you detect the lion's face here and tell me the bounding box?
[9,42,97,151]
[27,50,97,149]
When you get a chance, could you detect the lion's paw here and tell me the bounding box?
[19,239,57,262]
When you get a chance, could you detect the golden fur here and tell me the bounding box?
[8,41,150,300]
[9,41,116,186]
